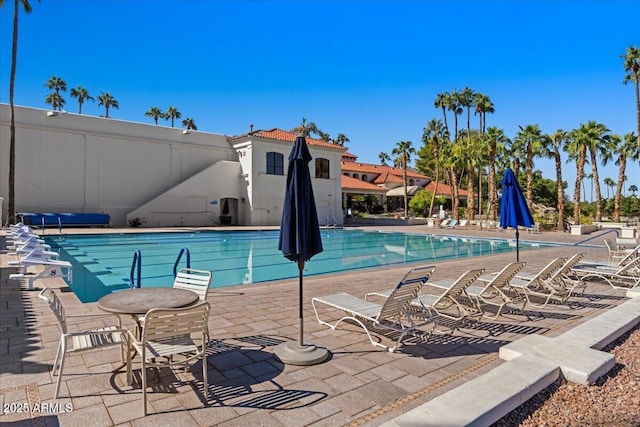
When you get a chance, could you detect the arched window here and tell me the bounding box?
[315,158,330,179]
[343,172,349,176]
[409,178,414,185]
[353,173,359,180]
[266,152,284,175]
[362,174,368,182]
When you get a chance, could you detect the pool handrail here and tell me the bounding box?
[130,250,142,289]
[173,247,191,278]
[573,229,619,246]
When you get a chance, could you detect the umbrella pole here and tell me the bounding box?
[298,260,304,347]
[515,229,520,262]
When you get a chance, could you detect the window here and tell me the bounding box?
[266,152,284,175]
[362,174,368,182]
[353,173,359,180]
[315,158,330,179]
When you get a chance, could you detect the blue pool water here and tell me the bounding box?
[44,229,552,303]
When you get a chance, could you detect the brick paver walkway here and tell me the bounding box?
[1,225,630,426]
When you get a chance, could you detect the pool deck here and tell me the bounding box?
[1,224,637,426]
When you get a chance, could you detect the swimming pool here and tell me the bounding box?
[44,229,551,303]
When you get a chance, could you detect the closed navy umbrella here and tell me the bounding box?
[275,136,328,365]
[500,168,534,262]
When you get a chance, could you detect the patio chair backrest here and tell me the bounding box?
[619,256,640,277]
[529,257,567,285]
[445,268,485,298]
[378,266,436,321]
[618,245,640,266]
[39,287,67,334]
[481,262,526,292]
[173,268,212,301]
[142,301,210,343]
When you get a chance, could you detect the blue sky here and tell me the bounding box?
[1,0,638,199]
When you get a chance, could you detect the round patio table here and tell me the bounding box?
[97,287,200,315]
[98,287,200,341]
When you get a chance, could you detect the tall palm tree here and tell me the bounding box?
[2,0,38,225]
[485,127,509,221]
[378,152,391,166]
[422,119,446,217]
[392,140,415,218]
[165,106,181,127]
[44,75,67,110]
[565,123,593,223]
[513,124,543,209]
[69,85,93,114]
[434,92,451,133]
[97,92,119,118]
[629,184,638,197]
[603,177,615,199]
[609,132,637,221]
[474,93,495,134]
[540,130,568,231]
[584,122,611,221]
[182,117,197,130]
[621,46,640,159]
[335,133,349,146]
[145,106,164,125]
[319,132,331,142]
[45,92,64,111]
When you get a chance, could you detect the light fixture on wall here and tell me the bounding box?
[182,129,190,135]
[46,111,59,117]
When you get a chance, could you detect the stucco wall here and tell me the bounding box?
[0,105,233,225]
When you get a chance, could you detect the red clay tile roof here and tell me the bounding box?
[373,171,404,184]
[425,181,468,197]
[342,151,358,161]
[234,128,346,151]
[341,175,388,193]
[340,161,428,180]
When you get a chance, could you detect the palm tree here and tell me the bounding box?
[621,46,640,159]
[145,106,164,125]
[182,117,197,130]
[485,127,509,221]
[319,132,331,142]
[474,93,495,135]
[422,119,446,217]
[45,92,64,111]
[335,133,349,146]
[565,123,592,223]
[69,85,93,114]
[513,124,543,209]
[629,184,638,197]
[604,177,615,199]
[290,117,321,137]
[610,132,637,221]
[584,122,611,221]
[540,130,568,231]
[391,140,415,218]
[434,92,451,133]
[97,92,119,118]
[165,106,181,127]
[2,0,38,225]
[378,152,391,166]
[44,75,67,109]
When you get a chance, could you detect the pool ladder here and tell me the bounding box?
[129,247,191,289]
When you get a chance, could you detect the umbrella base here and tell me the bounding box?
[273,341,330,366]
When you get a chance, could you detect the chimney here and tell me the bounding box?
[249,124,254,135]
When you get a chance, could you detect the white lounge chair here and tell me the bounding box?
[39,287,127,399]
[366,268,485,325]
[312,265,436,352]
[464,262,526,319]
[127,302,210,416]
[570,256,640,290]
[9,249,72,290]
[508,257,568,309]
[577,245,639,270]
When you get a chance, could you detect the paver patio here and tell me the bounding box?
[0,225,632,426]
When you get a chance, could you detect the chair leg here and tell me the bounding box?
[54,339,67,399]
[141,353,148,416]
[203,353,209,400]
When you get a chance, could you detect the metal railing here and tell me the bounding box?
[130,250,142,288]
[173,247,191,278]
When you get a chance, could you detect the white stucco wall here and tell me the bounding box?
[0,105,233,225]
